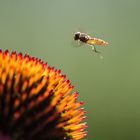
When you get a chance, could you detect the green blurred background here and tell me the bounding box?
[0,0,140,140]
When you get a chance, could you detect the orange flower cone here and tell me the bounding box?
[0,50,87,140]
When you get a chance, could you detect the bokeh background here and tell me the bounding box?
[0,0,140,140]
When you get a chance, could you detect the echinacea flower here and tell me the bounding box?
[0,50,87,140]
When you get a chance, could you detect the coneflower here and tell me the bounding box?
[0,50,87,140]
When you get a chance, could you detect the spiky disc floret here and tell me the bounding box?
[0,50,87,140]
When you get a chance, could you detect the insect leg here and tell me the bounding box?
[77,40,81,46]
[91,45,103,59]
[91,45,100,53]
[71,40,82,48]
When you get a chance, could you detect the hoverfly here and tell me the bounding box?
[73,31,108,55]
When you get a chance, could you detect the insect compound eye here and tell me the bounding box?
[74,32,80,40]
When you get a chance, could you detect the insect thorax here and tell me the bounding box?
[79,33,90,43]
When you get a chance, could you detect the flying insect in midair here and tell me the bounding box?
[73,32,108,54]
